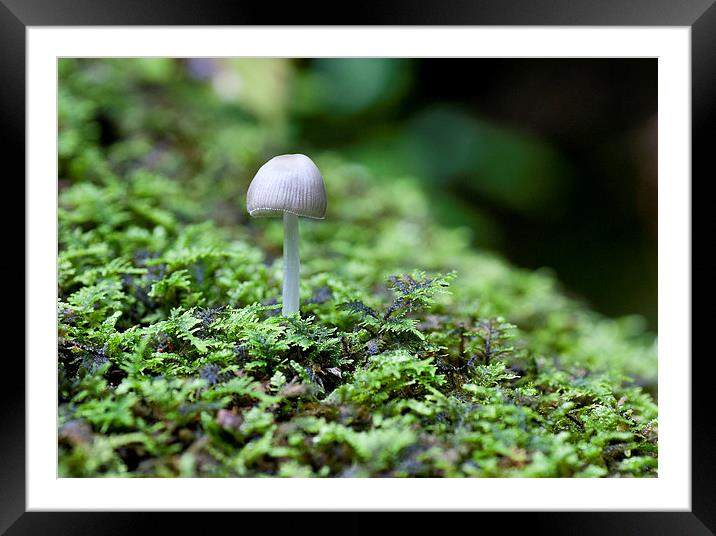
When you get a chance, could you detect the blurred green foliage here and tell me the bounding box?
[292,58,658,327]
[58,58,657,478]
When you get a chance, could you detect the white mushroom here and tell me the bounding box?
[247,154,327,316]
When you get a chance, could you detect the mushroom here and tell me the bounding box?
[246,154,327,316]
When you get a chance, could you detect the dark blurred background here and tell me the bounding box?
[280,58,657,329]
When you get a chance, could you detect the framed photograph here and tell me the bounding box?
[6,0,711,533]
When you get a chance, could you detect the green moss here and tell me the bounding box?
[58,58,657,478]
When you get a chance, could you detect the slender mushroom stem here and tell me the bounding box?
[282,212,300,316]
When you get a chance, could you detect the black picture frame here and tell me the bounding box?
[4,1,712,534]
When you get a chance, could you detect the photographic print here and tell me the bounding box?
[57,57,659,479]
[3,0,707,527]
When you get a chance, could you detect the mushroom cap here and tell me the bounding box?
[246,154,327,219]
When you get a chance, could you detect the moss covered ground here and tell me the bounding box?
[58,59,658,477]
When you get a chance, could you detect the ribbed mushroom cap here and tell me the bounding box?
[246,154,327,219]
